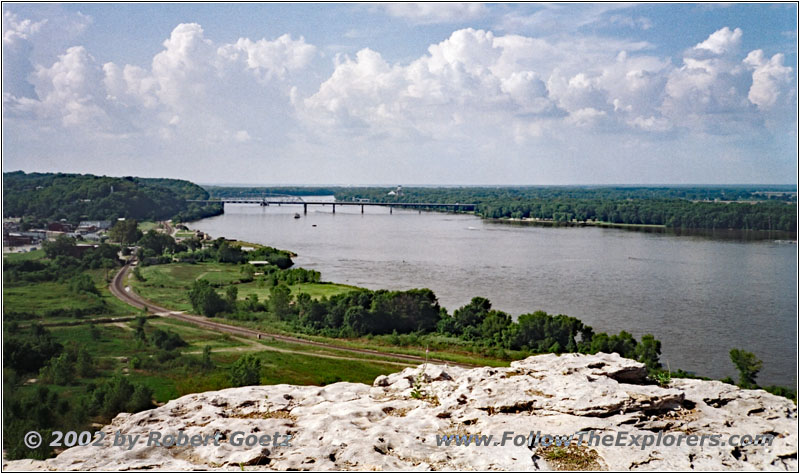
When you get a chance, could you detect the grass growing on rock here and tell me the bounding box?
[539,445,605,471]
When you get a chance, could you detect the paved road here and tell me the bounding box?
[109,263,478,369]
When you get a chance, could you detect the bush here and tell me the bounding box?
[729,348,763,389]
[188,279,229,317]
[90,375,154,419]
[68,273,100,296]
[150,329,187,351]
[229,354,261,387]
[39,353,74,385]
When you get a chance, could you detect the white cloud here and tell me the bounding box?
[217,34,316,79]
[694,26,742,55]
[384,3,487,24]
[2,10,47,44]
[661,27,772,134]
[605,14,653,31]
[2,10,795,185]
[628,115,672,132]
[743,49,792,109]
[9,45,108,127]
[497,4,636,35]
[300,28,670,141]
[3,18,321,152]
[234,130,251,142]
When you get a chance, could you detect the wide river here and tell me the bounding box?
[192,199,797,387]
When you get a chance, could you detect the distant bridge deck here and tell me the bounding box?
[188,198,477,213]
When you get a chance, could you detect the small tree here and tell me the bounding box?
[188,279,228,317]
[635,334,662,370]
[75,346,95,377]
[42,234,76,258]
[68,274,99,295]
[132,266,145,281]
[225,286,238,309]
[201,345,214,369]
[88,323,101,341]
[229,354,261,387]
[150,329,187,351]
[128,385,154,413]
[39,353,74,385]
[268,284,293,320]
[132,315,148,345]
[730,349,763,389]
[109,219,142,245]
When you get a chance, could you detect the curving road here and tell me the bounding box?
[110,263,478,369]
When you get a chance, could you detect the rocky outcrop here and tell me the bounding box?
[4,353,796,471]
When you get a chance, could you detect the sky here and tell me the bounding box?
[2,2,797,185]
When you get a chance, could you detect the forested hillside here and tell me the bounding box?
[3,172,222,225]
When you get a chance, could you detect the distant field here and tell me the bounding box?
[137,221,159,232]
[40,319,401,402]
[3,249,45,262]
[4,268,133,321]
[131,262,357,312]
[237,280,358,301]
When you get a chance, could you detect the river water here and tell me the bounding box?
[192,199,797,387]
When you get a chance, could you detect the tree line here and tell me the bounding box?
[333,186,797,232]
[3,171,222,226]
[206,185,796,232]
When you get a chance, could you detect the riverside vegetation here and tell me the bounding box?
[210,185,797,232]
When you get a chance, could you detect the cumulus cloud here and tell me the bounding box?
[660,27,770,132]
[5,45,107,127]
[297,24,796,145]
[743,49,792,109]
[218,34,316,79]
[384,3,487,24]
[2,10,795,184]
[694,26,742,55]
[2,11,46,98]
[2,10,47,44]
[300,28,671,141]
[5,19,319,146]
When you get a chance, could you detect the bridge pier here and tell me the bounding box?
[332,204,335,214]
[303,203,307,215]
[390,206,393,214]
[361,204,364,214]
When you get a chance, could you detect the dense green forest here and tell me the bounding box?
[3,171,222,226]
[208,185,797,232]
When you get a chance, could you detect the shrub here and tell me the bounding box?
[229,354,261,387]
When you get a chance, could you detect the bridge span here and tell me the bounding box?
[188,198,477,214]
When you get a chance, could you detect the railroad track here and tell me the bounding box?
[110,263,478,369]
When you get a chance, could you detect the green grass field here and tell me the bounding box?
[131,262,357,312]
[4,268,133,322]
[2,249,46,262]
[40,318,402,402]
[237,280,358,301]
[129,262,244,311]
[137,221,159,232]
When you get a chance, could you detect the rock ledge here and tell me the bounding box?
[4,353,796,471]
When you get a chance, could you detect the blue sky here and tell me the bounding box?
[2,3,797,185]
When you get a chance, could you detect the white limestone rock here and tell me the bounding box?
[4,353,796,471]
